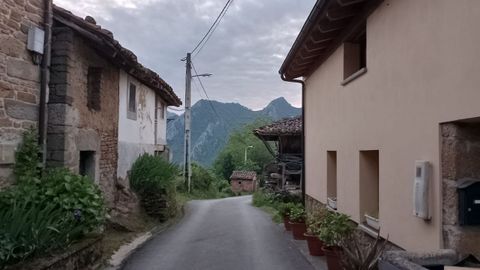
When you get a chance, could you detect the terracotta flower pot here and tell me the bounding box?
[304,233,324,256]
[289,221,307,240]
[322,246,343,270]
[283,215,292,231]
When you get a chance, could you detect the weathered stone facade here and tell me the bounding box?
[441,122,480,258]
[48,25,119,206]
[0,0,44,187]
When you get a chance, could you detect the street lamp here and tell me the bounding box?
[192,73,212,78]
[244,145,254,165]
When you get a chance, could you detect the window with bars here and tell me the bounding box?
[127,82,137,120]
[87,67,102,111]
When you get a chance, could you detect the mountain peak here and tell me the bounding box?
[167,97,301,166]
[260,97,300,120]
[267,97,289,107]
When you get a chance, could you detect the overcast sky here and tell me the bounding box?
[53,0,315,111]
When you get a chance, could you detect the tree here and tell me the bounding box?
[213,119,275,180]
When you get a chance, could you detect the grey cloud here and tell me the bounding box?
[54,0,315,110]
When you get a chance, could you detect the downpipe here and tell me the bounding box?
[39,0,53,166]
[280,74,306,205]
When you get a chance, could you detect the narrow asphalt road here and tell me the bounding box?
[121,196,315,270]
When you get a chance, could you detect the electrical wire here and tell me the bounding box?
[190,61,250,146]
[193,0,233,58]
[190,0,233,56]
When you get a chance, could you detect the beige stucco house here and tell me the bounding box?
[280,0,480,257]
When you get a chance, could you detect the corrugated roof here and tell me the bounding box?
[230,171,257,180]
[52,5,182,106]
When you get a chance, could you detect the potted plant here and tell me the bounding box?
[288,204,307,240]
[341,231,388,270]
[319,211,354,270]
[304,210,326,256]
[364,212,380,231]
[278,202,295,231]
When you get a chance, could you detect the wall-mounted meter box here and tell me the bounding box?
[457,178,480,225]
[413,160,431,220]
[27,26,44,54]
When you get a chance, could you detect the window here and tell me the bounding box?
[87,67,102,111]
[127,82,137,120]
[359,150,379,224]
[327,151,337,209]
[343,24,367,84]
[159,102,165,119]
[79,151,95,181]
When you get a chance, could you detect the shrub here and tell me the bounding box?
[277,202,296,217]
[0,130,107,267]
[341,231,388,270]
[319,211,354,247]
[306,208,327,235]
[13,129,41,184]
[288,204,306,223]
[39,168,106,233]
[252,189,275,207]
[0,201,82,267]
[130,154,179,194]
[272,190,302,204]
[130,154,179,220]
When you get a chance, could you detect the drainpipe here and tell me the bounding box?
[39,0,53,167]
[280,74,306,205]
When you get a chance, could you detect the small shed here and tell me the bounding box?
[253,117,303,191]
[230,171,257,193]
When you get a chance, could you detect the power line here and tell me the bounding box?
[190,0,233,56]
[191,61,250,147]
[193,0,233,58]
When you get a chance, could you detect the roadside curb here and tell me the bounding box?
[104,204,187,270]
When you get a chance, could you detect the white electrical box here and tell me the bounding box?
[27,26,44,54]
[413,160,431,220]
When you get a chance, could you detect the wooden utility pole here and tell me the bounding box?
[183,53,192,193]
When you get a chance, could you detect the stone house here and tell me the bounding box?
[0,0,45,188]
[280,0,480,259]
[230,171,257,193]
[47,6,181,208]
[0,1,181,214]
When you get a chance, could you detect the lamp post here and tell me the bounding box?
[244,145,253,165]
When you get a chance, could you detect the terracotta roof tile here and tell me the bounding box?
[52,5,182,106]
[230,171,257,180]
[254,116,302,137]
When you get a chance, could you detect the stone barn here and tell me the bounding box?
[230,171,257,193]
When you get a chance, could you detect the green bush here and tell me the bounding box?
[288,204,306,223]
[252,189,275,207]
[0,201,82,267]
[130,154,179,194]
[318,211,354,247]
[277,202,296,217]
[130,154,179,220]
[0,130,107,267]
[13,128,41,184]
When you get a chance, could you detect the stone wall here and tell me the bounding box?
[48,25,119,207]
[231,179,255,193]
[441,122,480,257]
[0,0,44,187]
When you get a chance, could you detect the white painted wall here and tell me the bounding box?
[117,70,167,179]
[303,0,480,253]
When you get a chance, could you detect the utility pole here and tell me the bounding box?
[183,53,192,193]
[244,145,253,165]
